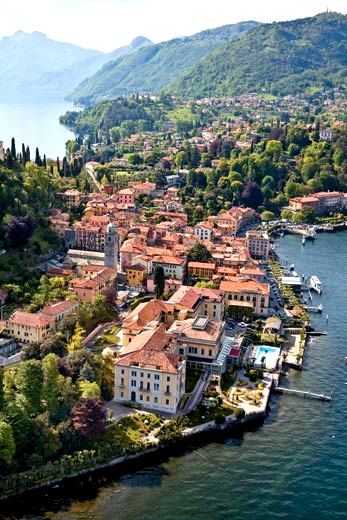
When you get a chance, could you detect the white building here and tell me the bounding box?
[194,222,213,242]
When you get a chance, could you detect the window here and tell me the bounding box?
[146,396,150,402]
[147,373,151,379]
[209,349,212,357]
[167,376,171,382]
[140,372,144,378]
[121,369,124,374]
[131,380,136,387]
[140,395,143,401]
[120,392,124,398]
[154,374,160,380]
[179,348,184,355]
[166,399,169,405]
[147,383,150,390]
[188,347,198,354]
[154,397,158,403]
[201,348,205,356]
[131,370,137,377]
[166,385,170,394]
[121,378,124,386]
[154,383,159,391]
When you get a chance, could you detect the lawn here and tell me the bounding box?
[168,107,195,124]
[186,402,236,428]
[95,325,121,346]
[101,414,163,449]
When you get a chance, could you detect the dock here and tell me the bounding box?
[303,305,323,313]
[274,386,332,402]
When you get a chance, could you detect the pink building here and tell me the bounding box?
[117,189,135,205]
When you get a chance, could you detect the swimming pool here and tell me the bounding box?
[254,345,280,370]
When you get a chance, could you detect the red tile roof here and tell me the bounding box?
[8,311,55,328]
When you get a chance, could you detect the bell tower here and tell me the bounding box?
[104,223,118,269]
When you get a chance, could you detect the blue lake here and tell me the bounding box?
[0,97,75,159]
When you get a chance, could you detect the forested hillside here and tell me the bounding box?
[70,21,258,105]
[169,12,347,98]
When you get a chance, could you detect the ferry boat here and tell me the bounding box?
[310,275,322,294]
[305,227,317,241]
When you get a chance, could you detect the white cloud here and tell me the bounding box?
[0,0,346,52]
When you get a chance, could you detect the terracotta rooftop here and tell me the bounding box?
[168,286,201,310]
[117,324,182,374]
[41,300,78,317]
[8,311,55,328]
[123,300,169,331]
[220,277,270,295]
[188,261,216,269]
[168,318,223,343]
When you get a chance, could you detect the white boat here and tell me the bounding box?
[310,275,322,294]
[302,236,306,245]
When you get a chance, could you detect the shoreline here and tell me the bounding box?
[0,233,328,506]
[0,413,265,506]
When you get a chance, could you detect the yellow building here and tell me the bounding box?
[5,311,55,344]
[125,263,147,287]
[168,316,225,368]
[220,277,270,316]
[188,262,216,280]
[114,325,186,413]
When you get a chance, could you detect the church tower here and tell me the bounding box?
[104,223,118,270]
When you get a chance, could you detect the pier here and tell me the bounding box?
[274,386,332,402]
[303,305,323,313]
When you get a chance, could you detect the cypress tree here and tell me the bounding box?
[22,143,26,164]
[35,147,42,167]
[5,149,13,168]
[26,146,31,162]
[56,157,60,173]
[43,154,47,169]
[62,157,70,176]
[11,138,16,159]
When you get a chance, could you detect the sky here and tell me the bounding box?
[0,0,346,52]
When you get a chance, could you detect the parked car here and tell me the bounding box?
[238,322,248,328]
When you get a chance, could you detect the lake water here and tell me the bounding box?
[1,232,347,519]
[0,98,75,159]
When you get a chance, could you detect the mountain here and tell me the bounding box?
[0,31,152,98]
[69,21,259,105]
[168,12,347,99]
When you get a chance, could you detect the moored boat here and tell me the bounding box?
[310,275,322,294]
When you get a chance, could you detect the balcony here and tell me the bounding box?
[164,391,171,396]
[139,386,151,392]
[118,384,125,388]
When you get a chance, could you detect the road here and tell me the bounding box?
[82,321,119,348]
[183,372,211,414]
[85,163,102,192]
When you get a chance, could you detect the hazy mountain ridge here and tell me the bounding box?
[69,21,259,105]
[168,12,347,98]
[0,31,152,98]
